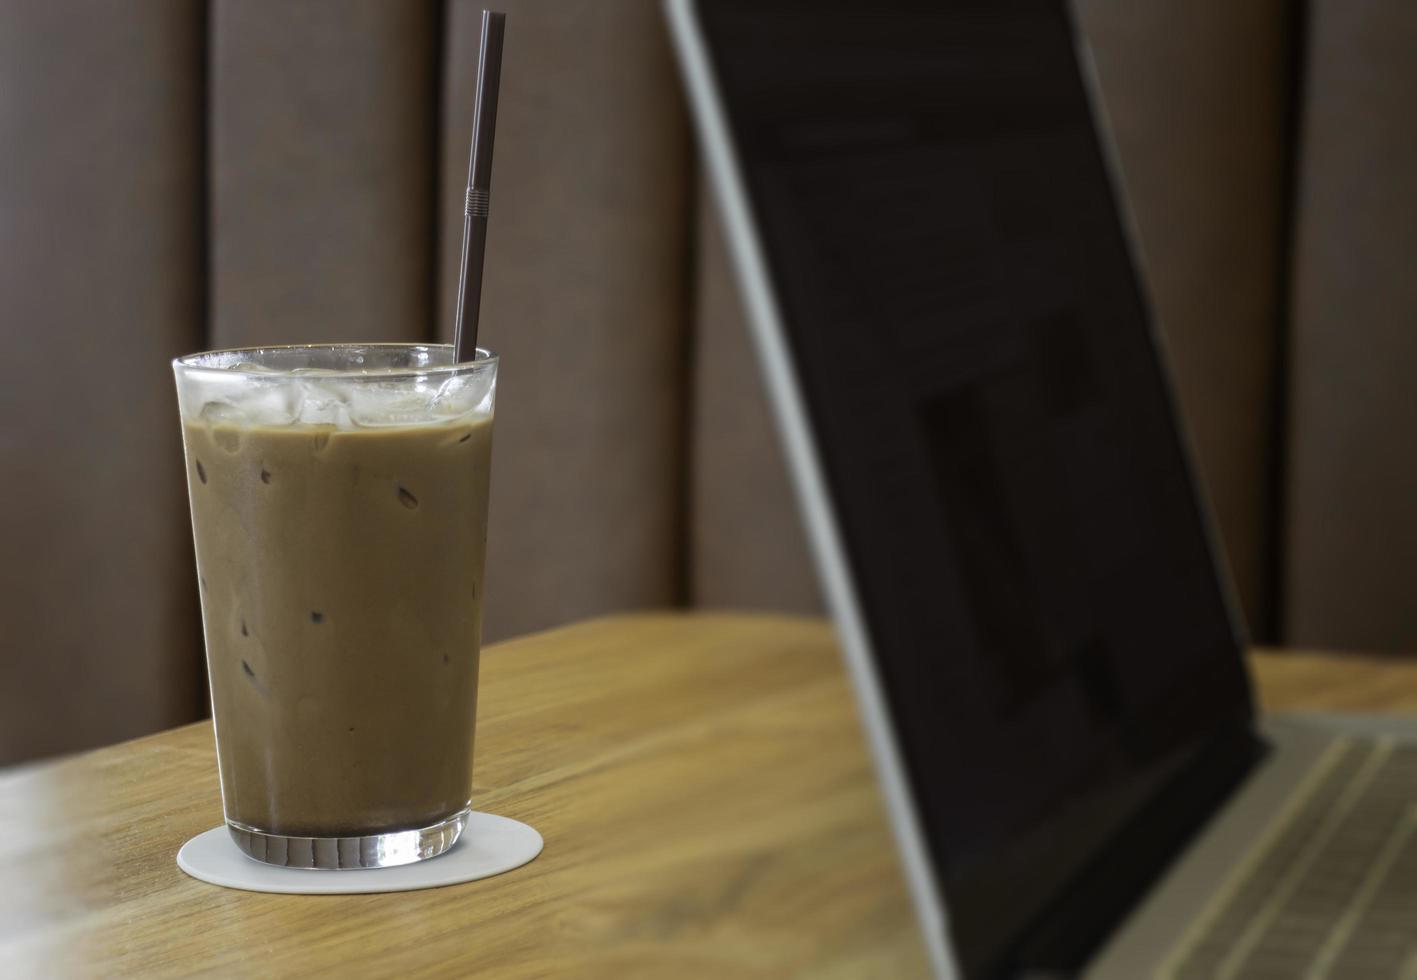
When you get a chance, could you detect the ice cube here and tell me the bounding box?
[194,381,303,427]
[345,384,434,428]
[197,401,248,426]
[184,365,494,429]
[294,379,354,427]
[427,372,495,420]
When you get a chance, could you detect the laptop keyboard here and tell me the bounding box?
[1166,736,1417,979]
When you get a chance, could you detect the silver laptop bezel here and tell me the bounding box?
[664,2,1252,977]
[664,0,960,974]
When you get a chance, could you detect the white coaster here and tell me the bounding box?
[177,811,542,894]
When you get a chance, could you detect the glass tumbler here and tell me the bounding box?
[172,344,497,868]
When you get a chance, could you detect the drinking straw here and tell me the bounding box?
[452,10,506,363]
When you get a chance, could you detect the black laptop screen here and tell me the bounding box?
[694,0,1257,973]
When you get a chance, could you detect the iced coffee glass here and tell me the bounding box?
[172,344,497,869]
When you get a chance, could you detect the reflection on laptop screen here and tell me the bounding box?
[695,0,1257,972]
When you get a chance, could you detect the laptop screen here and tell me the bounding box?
[692,0,1257,972]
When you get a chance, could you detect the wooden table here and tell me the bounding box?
[3,614,1416,978]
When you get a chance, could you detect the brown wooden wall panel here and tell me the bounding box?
[1285,1,1417,652]
[7,0,1417,771]
[688,180,822,616]
[210,0,439,347]
[437,0,692,642]
[0,0,204,763]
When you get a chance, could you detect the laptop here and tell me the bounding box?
[665,2,1417,977]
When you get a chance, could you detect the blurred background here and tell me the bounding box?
[2,0,1414,767]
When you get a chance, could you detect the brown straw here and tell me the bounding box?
[452,10,507,363]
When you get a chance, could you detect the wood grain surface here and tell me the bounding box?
[1251,648,1417,715]
[2,613,1414,978]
